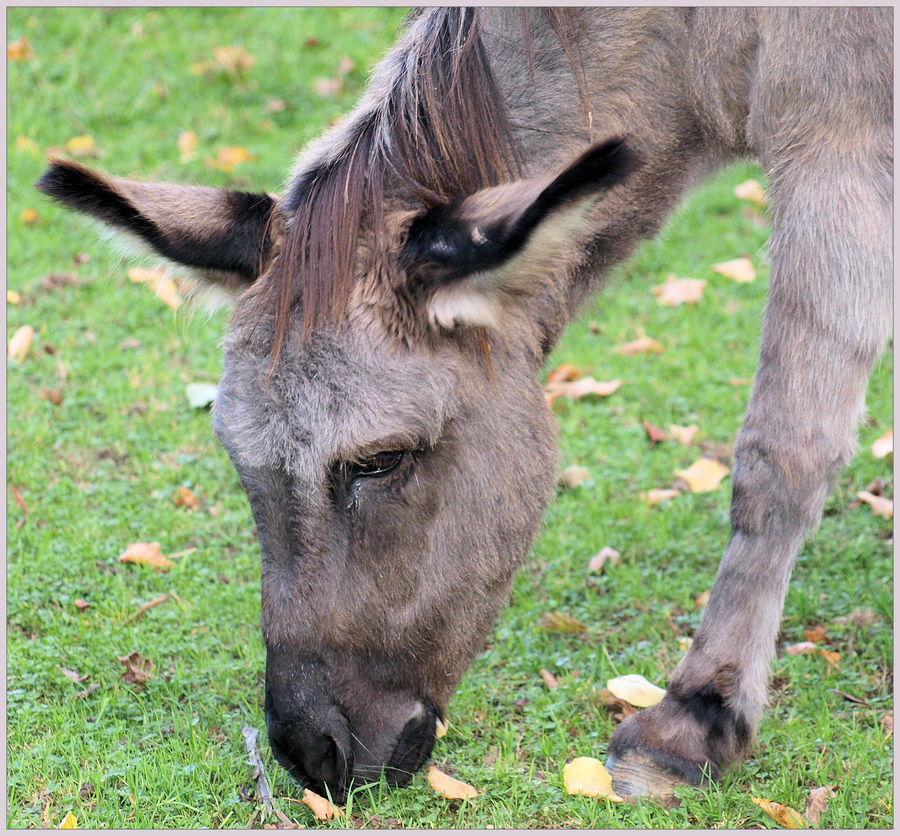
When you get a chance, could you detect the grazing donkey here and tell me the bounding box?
[38,7,891,804]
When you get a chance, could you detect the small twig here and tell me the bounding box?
[242,726,275,816]
[128,593,170,622]
[167,547,197,559]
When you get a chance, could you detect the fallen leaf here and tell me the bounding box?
[668,424,698,446]
[804,624,828,644]
[729,377,752,386]
[856,490,893,519]
[9,324,34,362]
[128,266,165,284]
[427,765,478,799]
[596,687,638,720]
[606,673,666,708]
[312,77,343,97]
[564,757,624,801]
[546,362,579,383]
[548,376,623,400]
[833,607,878,627]
[588,546,620,572]
[751,796,805,829]
[64,135,96,157]
[652,275,706,307]
[435,717,448,739]
[644,488,680,506]
[118,542,173,572]
[301,787,342,820]
[186,382,218,409]
[675,457,729,493]
[72,683,99,701]
[785,641,817,655]
[337,55,354,76]
[872,429,892,459]
[129,593,171,622]
[173,485,200,511]
[864,477,888,497]
[539,668,559,690]
[263,98,288,113]
[214,45,256,72]
[61,668,90,683]
[8,289,22,305]
[177,130,199,159]
[882,711,893,734]
[818,649,840,668]
[8,36,34,61]
[9,483,28,517]
[58,810,78,829]
[21,208,39,225]
[539,611,588,633]
[694,589,711,609]
[734,179,767,206]
[15,134,40,156]
[205,145,256,173]
[614,335,664,355]
[118,651,153,685]
[712,256,755,283]
[73,599,90,612]
[805,785,836,827]
[558,465,591,489]
[642,420,670,443]
[40,388,63,406]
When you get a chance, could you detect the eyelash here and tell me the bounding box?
[346,450,405,480]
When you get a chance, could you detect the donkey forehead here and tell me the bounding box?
[214,326,456,479]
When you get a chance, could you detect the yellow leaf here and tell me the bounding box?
[712,256,756,283]
[118,542,173,572]
[64,135,96,157]
[173,485,200,511]
[21,208,39,225]
[8,36,34,61]
[606,674,666,708]
[563,757,624,801]
[302,788,342,820]
[751,796,805,829]
[856,490,893,520]
[177,130,199,158]
[128,266,166,284]
[871,429,892,459]
[644,488,680,506]
[435,717,448,739]
[613,335,664,355]
[428,765,478,799]
[652,275,707,307]
[668,423,698,446]
[734,179,767,206]
[58,811,78,829]
[153,276,182,311]
[205,145,256,173]
[9,324,35,362]
[558,465,591,489]
[675,457,730,493]
[7,290,22,305]
[539,611,589,633]
[15,134,40,156]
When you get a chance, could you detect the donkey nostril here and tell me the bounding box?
[314,736,348,788]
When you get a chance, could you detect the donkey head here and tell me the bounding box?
[38,138,636,800]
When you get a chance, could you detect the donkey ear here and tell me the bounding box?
[401,138,638,330]
[36,160,283,297]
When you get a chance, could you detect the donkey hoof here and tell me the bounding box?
[605,751,684,807]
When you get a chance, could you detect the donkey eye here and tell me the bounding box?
[348,451,405,479]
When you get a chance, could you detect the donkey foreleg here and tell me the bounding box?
[606,146,892,801]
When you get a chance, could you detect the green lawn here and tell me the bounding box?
[7,7,892,829]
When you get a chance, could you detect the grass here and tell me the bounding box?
[6,7,893,830]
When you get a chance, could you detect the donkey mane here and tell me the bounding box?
[267,7,582,360]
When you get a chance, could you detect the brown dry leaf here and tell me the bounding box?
[559,376,623,400]
[804,624,828,644]
[118,542,173,572]
[302,787,342,820]
[427,765,478,800]
[596,687,638,720]
[154,277,182,311]
[130,593,171,622]
[563,757,624,801]
[856,490,893,519]
[712,256,755,283]
[62,668,90,683]
[539,611,588,633]
[40,388,63,406]
[644,488,680,506]
[173,485,200,511]
[337,55,355,76]
[21,208,39,225]
[614,335,664,356]
[729,377,752,386]
[668,423,698,446]
[871,429,893,459]
[558,465,591,489]
[751,796,805,829]
[588,546,620,572]
[9,324,34,362]
[539,668,559,690]
[264,98,288,113]
[607,674,666,708]
[64,135,96,157]
[675,457,730,493]
[546,362,579,384]
[805,785,836,827]
[882,711,893,734]
[734,179,767,206]
[643,420,670,444]
[118,651,153,685]
[818,649,840,668]
[833,607,878,627]
[8,36,34,61]
[652,275,706,307]
[312,77,343,97]
[205,145,256,174]
[785,641,817,656]
[694,589,711,609]
[214,45,256,72]
[74,599,91,612]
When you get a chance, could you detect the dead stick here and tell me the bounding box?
[242,726,275,816]
[128,593,170,622]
